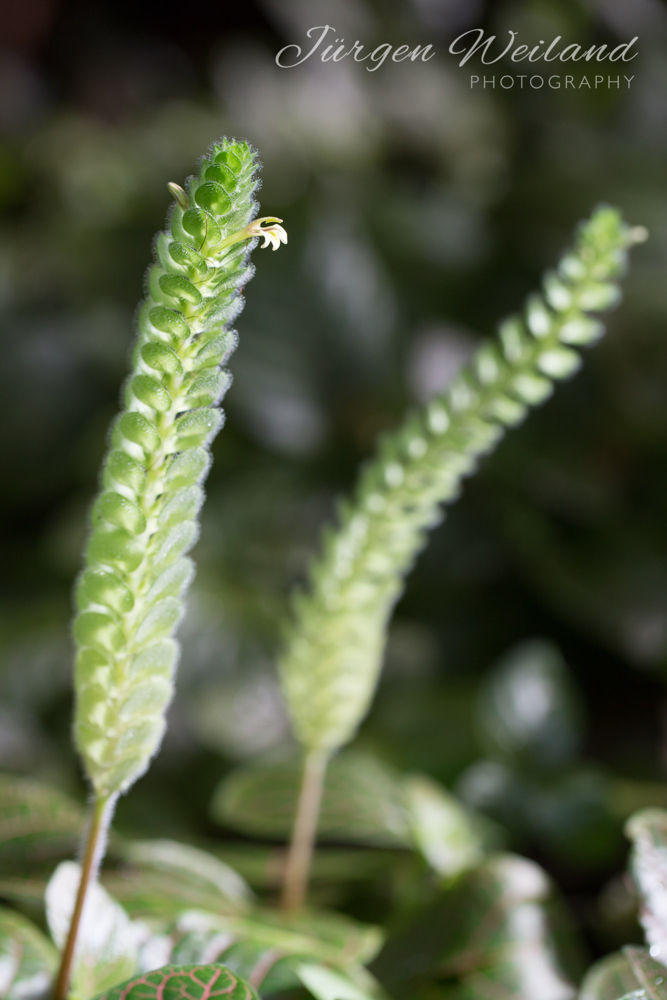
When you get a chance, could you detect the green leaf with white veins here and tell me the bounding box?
[103,838,252,917]
[134,906,384,997]
[578,951,640,1000]
[0,906,58,1000]
[46,861,146,1000]
[295,963,382,1000]
[214,844,397,891]
[0,775,85,875]
[621,946,667,1000]
[124,840,250,904]
[171,906,382,971]
[212,751,410,846]
[215,756,488,879]
[88,964,258,1000]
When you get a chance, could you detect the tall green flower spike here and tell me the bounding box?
[55,138,286,1000]
[278,207,645,910]
[74,140,286,800]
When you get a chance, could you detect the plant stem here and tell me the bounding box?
[53,795,114,1000]
[281,751,328,912]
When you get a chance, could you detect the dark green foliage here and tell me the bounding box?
[475,640,583,770]
[372,852,582,999]
[458,640,625,869]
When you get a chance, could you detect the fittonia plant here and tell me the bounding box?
[17,132,647,1000]
[55,138,286,1000]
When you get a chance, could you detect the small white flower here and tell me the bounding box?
[217,216,288,254]
[247,216,288,251]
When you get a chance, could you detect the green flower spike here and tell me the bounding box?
[74,143,288,804]
[55,137,286,1000]
[278,206,646,911]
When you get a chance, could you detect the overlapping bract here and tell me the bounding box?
[279,207,643,756]
[74,139,260,798]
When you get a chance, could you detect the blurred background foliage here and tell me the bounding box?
[2,0,667,964]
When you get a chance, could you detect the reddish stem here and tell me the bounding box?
[281,751,327,912]
[53,795,113,1000]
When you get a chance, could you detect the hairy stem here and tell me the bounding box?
[281,751,328,912]
[53,795,114,1000]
